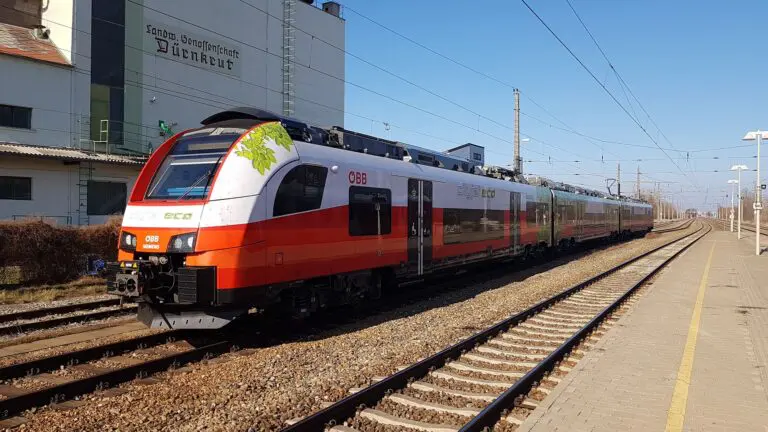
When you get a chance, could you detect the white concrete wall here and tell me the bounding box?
[0,56,73,147]
[0,156,140,225]
[292,0,344,127]
[41,0,74,64]
[0,0,91,149]
[125,0,344,152]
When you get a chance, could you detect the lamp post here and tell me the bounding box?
[728,179,738,232]
[731,164,748,240]
[743,131,767,255]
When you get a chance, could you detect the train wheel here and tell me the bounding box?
[522,245,531,262]
[368,272,383,300]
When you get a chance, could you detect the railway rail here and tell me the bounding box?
[0,328,220,419]
[0,299,126,324]
[282,221,709,432]
[0,302,137,337]
[717,219,768,236]
[0,222,698,422]
[0,244,598,420]
[651,218,693,233]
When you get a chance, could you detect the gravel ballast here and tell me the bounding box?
[0,295,114,316]
[14,228,697,431]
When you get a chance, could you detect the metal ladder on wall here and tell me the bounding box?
[282,0,295,117]
[77,161,92,226]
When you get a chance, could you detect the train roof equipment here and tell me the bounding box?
[199,107,649,204]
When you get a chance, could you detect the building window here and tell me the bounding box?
[0,105,32,129]
[90,0,125,150]
[472,152,482,161]
[273,165,328,216]
[87,181,126,215]
[349,186,392,236]
[0,176,31,200]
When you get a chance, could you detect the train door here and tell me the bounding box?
[408,179,433,275]
[510,191,521,249]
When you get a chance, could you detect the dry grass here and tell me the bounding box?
[0,276,106,305]
[0,266,22,285]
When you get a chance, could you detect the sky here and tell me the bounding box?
[337,0,768,213]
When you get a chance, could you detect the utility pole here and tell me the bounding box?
[657,183,662,220]
[617,163,621,197]
[513,88,521,174]
[757,132,762,255]
[636,166,640,199]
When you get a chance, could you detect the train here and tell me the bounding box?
[107,108,653,329]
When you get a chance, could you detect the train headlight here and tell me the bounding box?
[167,232,196,253]
[120,232,137,252]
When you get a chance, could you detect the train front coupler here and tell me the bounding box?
[106,260,173,300]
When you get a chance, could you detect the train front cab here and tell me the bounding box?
[107,111,305,329]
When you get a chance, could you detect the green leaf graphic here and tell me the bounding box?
[234,122,293,173]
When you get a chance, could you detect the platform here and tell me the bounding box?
[518,229,768,432]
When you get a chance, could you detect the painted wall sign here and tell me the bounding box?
[144,19,242,77]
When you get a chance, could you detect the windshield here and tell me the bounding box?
[145,129,245,200]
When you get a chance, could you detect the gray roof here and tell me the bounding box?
[0,142,147,166]
[445,143,484,153]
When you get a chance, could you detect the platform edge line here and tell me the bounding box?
[665,241,715,432]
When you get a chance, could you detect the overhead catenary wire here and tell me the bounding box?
[4,3,594,173]
[563,0,701,187]
[342,3,633,160]
[520,0,697,191]
[338,2,723,204]
[565,0,684,154]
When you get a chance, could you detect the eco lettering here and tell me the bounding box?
[164,212,193,220]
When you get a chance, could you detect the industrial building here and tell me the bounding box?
[0,0,344,224]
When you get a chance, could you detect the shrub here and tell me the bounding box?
[0,218,121,286]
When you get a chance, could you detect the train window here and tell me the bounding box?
[146,131,243,200]
[349,186,392,236]
[273,165,328,217]
[444,208,504,244]
[87,181,127,215]
[526,201,537,225]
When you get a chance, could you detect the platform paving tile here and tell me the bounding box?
[518,230,768,432]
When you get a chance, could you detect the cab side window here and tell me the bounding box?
[273,165,328,217]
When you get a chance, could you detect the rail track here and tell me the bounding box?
[0,328,225,419]
[651,218,693,233]
[0,299,125,324]
[282,221,709,432]
[716,219,768,236]
[0,300,137,337]
[0,223,698,422]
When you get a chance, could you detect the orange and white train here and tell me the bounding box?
[108,108,653,329]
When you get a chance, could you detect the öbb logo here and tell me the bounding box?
[348,171,367,185]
